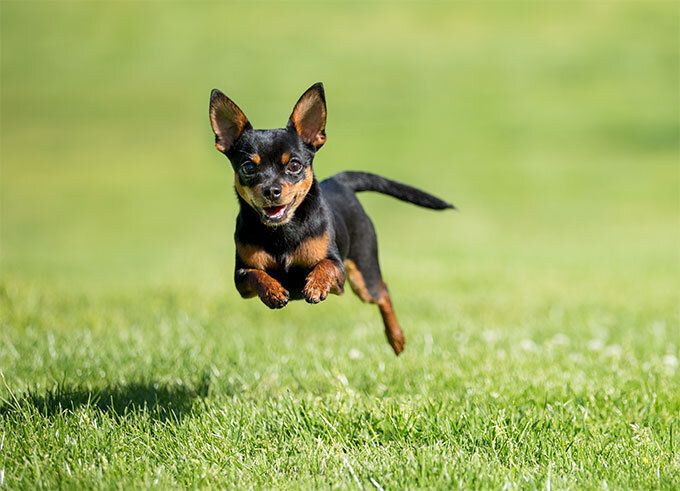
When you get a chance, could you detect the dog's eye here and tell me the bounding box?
[240,162,257,176]
[287,160,302,174]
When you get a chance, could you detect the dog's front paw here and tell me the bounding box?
[304,259,343,304]
[258,283,289,309]
[303,279,330,304]
[303,272,334,303]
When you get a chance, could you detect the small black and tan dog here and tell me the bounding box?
[209,83,453,355]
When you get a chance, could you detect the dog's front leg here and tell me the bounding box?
[235,268,289,309]
[303,259,346,304]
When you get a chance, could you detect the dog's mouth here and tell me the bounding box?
[259,199,295,225]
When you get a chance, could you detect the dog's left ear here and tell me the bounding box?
[287,83,327,149]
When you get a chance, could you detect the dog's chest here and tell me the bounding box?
[237,232,329,271]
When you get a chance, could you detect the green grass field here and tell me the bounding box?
[1,2,679,488]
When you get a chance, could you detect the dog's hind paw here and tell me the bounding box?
[386,329,405,355]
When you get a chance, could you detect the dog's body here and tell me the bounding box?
[209,83,453,354]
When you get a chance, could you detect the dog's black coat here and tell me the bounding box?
[209,83,453,354]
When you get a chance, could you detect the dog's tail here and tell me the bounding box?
[331,171,455,210]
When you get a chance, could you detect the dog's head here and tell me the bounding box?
[209,83,327,226]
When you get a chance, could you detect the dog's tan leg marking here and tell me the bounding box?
[344,261,405,355]
[236,269,288,309]
[303,259,345,303]
[344,259,373,303]
[377,284,405,355]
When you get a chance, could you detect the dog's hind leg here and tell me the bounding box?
[375,283,405,356]
[343,216,405,355]
[344,258,405,355]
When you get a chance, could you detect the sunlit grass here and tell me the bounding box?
[1,1,678,488]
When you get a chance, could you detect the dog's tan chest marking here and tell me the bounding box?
[236,243,277,270]
[288,232,329,268]
[237,232,329,271]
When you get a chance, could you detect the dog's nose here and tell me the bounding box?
[263,185,282,200]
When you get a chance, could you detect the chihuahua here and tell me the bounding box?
[209,83,453,355]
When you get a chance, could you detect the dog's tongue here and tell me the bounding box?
[264,205,286,218]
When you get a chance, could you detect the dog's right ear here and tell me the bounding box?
[209,89,252,154]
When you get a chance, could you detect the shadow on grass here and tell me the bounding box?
[0,377,210,422]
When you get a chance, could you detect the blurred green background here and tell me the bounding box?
[2,2,679,487]
[2,2,676,299]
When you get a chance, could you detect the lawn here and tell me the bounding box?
[1,2,679,488]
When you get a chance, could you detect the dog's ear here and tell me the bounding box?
[287,83,327,149]
[209,89,252,154]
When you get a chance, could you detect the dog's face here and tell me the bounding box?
[209,83,327,226]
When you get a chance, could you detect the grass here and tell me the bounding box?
[1,1,679,488]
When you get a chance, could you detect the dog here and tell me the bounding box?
[209,83,453,355]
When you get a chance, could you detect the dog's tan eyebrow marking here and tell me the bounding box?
[281,153,291,165]
[251,154,261,164]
